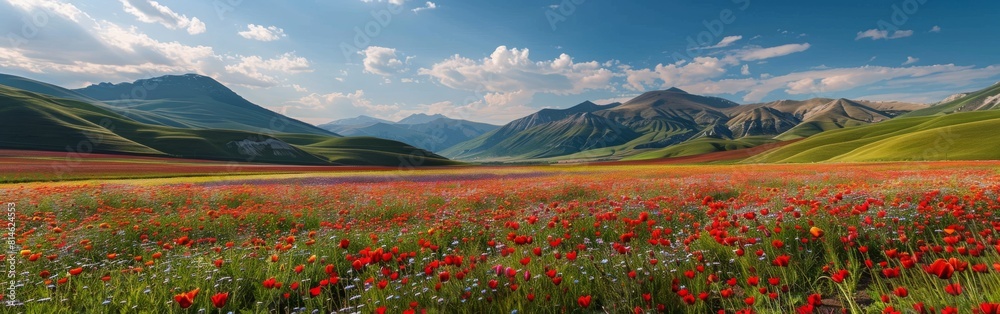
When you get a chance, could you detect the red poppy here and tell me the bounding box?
[977,303,1000,314]
[944,283,962,296]
[925,259,955,279]
[577,295,592,308]
[772,255,791,267]
[210,292,228,308]
[173,288,199,309]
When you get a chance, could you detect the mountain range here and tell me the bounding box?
[440,88,931,162]
[0,73,453,166]
[4,71,1000,166]
[318,114,498,153]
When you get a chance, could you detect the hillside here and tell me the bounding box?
[744,110,1000,163]
[443,88,925,162]
[901,82,1000,117]
[0,84,454,166]
[72,74,337,136]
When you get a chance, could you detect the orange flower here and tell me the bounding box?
[809,226,824,238]
[173,288,199,309]
[68,267,83,276]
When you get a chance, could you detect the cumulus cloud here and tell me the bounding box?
[741,64,750,76]
[903,56,919,65]
[360,46,406,77]
[419,46,613,107]
[293,90,399,114]
[238,24,286,41]
[412,1,436,13]
[624,43,810,91]
[930,25,941,33]
[224,53,313,88]
[119,0,205,34]
[0,0,217,84]
[856,29,913,40]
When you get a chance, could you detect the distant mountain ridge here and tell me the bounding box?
[442,88,930,162]
[318,114,498,153]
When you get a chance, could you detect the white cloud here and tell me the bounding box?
[361,0,406,6]
[224,53,313,87]
[624,57,729,91]
[856,29,914,40]
[360,46,405,76]
[679,64,1000,103]
[238,24,286,41]
[293,90,399,114]
[412,1,436,13]
[707,35,742,49]
[119,0,205,35]
[930,25,942,33]
[419,46,613,106]
[0,0,216,83]
[741,64,750,76]
[291,84,308,92]
[624,43,810,91]
[903,56,919,65]
[735,43,811,61]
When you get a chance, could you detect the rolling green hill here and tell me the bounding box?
[623,137,779,161]
[0,85,455,166]
[744,110,1000,163]
[901,83,1000,117]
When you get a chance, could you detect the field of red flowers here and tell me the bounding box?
[2,161,1000,313]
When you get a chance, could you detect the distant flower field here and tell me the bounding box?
[2,162,1000,313]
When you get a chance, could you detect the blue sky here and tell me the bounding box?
[1,0,998,125]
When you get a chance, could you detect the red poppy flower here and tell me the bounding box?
[173,288,199,309]
[577,295,592,308]
[210,292,228,308]
[925,259,955,279]
[772,255,790,267]
[944,283,962,296]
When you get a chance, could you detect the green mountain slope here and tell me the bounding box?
[0,85,454,166]
[624,137,778,161]
[902,83,1000,117]
[72,74,337,136]
[745,110,1000,163]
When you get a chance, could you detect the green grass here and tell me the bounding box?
[746,110,1000,163]
[623,136,777,161]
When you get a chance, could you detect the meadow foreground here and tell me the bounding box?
[2,162,1000,313]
